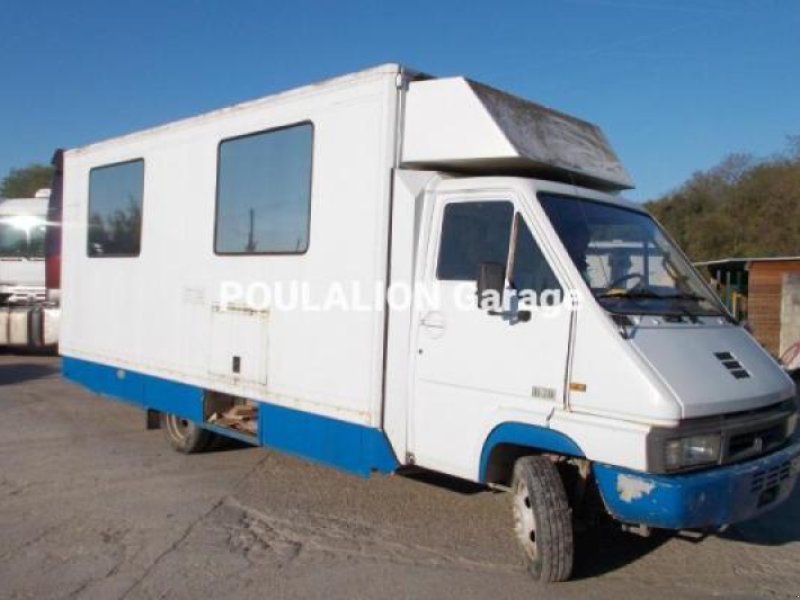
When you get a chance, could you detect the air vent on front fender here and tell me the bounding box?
[715,351,751,379]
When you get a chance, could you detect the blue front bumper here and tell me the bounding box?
[594,440,800,530]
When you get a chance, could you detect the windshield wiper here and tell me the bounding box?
[597,288,725,321]
[595,288,664,300]
[658,292,706,302]
[596,288,712,303]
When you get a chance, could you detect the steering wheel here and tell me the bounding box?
[605,272,645,291]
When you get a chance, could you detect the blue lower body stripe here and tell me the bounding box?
[62,356,399,478]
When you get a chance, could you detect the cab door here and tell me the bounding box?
[409,189,572,480]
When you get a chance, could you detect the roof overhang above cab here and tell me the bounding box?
[401,77,634,192]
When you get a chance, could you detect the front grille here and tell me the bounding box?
[751,461,792,493]
[716,400,796,466]
[728,423,788,462]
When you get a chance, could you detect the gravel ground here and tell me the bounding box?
[0,354,798,599]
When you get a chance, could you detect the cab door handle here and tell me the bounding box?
[420,311,446,330]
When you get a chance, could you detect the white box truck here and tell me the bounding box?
[0,188,59,348]
[59,64,800,582]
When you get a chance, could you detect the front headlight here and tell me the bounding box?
[665,434,722,471]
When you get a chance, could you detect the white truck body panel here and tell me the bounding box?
[62,65,401,426]
[631,322,795,418]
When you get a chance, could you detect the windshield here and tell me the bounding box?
[0,215,47,259]
[538,193,724,317]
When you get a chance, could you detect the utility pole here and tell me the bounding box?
[245,208,256,252]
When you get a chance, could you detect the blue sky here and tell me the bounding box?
[1,0,797,201]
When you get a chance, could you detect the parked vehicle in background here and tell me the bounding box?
[0,188,59,348]
[58,65,800,583]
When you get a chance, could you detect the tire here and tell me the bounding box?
[160,412,217,454]
[511,455,574,583]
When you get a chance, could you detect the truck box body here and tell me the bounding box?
[62,67,400,432]
[60,65,800,573]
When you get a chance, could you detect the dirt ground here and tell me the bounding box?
[0,354,798,600]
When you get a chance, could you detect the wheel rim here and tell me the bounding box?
[165,414,192,443]
[513,478,538,562]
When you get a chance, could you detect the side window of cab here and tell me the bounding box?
[436,201,514,281]
[510,214,563,304]
[436,200,561,306]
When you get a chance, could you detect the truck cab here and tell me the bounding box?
[0,190,49,303]
[407,173,799,581]
[392,79,798,553]
[0,188,59,347]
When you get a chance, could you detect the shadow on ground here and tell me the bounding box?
[0,361,60,385]
[571,519,672,580]
[211,435,256,453]
[721,481,800,546]
[399,467,488,495]
[572,478,800,578]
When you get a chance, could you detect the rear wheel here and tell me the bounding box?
[160,413,216,454]
[512,455,574,583]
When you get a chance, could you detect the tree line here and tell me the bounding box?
[0,164,53,198]
[646,136,800,262]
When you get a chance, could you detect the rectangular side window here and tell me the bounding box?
[215,122,313,254]
[436,201,514,281]
[88,159,144,257]
[510,214,562,303]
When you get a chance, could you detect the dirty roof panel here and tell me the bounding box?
[402,77,634,191]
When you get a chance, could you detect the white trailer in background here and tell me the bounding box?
[60,65,799,582]
[0,188,59,348]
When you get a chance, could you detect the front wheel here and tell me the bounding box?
[512,456,574,583]
[160,413,217,454]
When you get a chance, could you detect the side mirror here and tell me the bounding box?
[477,262,506,310]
